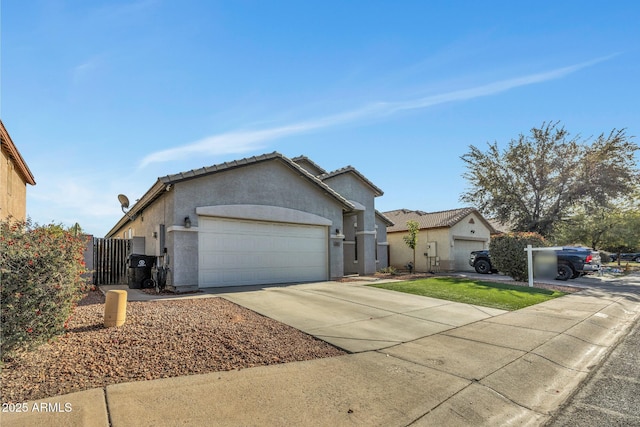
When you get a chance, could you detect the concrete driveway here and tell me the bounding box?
[219,280,507,352]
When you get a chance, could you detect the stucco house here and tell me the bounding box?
[384,208,496,272]
[106,152,392,291]
[1,120,36,221]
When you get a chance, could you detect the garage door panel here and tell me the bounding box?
[454,239,485,271]
[198,217,328,287]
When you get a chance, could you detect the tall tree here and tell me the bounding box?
[460,122,639,237]
[600,207,640,264]
[552,190,640,250]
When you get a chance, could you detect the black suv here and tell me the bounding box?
[469,247,601,280]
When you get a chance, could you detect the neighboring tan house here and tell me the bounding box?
[384,208,496,272]
[1,120,36,221]
[106,152,392,291]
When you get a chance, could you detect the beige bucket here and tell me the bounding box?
[104,290,127,327]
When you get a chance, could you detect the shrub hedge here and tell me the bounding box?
[489,232,547,281]
[1,219,89,360]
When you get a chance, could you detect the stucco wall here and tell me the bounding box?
[1,150,28,221]
[388,228,452,272]
[174,161,345,226]
[375,216,390,270]
[450,212,492,243]
[342,214,358,274]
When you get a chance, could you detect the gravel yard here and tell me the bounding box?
[1,290,345,403]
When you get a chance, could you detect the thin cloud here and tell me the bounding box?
[140,55,616,168]
[72,55,105,83]
[138,105,383,168]
[374,54,618,115]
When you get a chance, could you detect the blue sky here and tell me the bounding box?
[2,0,639,236]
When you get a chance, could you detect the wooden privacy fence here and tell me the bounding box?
[92,238,130,285]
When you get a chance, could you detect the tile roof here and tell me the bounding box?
[384,207,496,233]
[375,210,395,226]
[157,152,353,211]
[290,155,327,175]
[319,166,384,197]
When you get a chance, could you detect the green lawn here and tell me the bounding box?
[369,277,566,311]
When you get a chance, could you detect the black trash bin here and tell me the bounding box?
[128,254,156,289]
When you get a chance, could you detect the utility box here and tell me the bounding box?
[131,236,145,256]
[155,224,166,256]
[427,242,437,256]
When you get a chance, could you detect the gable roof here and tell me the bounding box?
[107,152,355,236]
[384,207,497,233]
[0,120,36,185]
[158,152,353,211]
[319,166,384,197]
[290,155,327,175]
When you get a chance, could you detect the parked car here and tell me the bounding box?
[469,247,601,281]
[610,252,640,262]
[556,247,601,280]
[468,250,497,274]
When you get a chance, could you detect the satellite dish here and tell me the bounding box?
[118,194,130,210]
[118,194,136,220]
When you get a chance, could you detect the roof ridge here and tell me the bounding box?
[383,206,483,232]
[290,155,328,175]
[319,165,383,197]
[160,152,283,182]
[0,120,36,185]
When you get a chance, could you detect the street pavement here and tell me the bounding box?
[547,271,640,426]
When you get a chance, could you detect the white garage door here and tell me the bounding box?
[198,217,328,287]
[453,239,485,271]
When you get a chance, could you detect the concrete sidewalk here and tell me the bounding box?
[3,279,640,426]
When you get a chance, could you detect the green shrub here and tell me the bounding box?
[490,232,547,281]
[1,219,89,360]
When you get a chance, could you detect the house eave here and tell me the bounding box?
[0,120,36,186]
[105,180,166,237]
